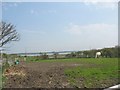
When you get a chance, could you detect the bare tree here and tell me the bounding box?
[0,21,20,47]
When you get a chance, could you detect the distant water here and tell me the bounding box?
[14,51,75,56]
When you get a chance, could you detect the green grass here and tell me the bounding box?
[64,58,119,87]
[1,62,10,88]
[26,57,118,64]
[0,69,2,89]
[25,57,119,87]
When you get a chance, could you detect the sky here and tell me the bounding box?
[1,0,118,53]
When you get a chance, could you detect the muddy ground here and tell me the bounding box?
[3,61,118,88]
[3,61,81,88]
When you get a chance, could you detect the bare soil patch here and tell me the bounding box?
[3,61,81,88]
[3,61,118,88]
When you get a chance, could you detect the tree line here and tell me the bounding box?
[32,46,120,60]
[66,46,120,58]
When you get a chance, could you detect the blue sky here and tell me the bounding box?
[2,1,118,53]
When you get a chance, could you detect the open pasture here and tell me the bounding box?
[3,58,119,88]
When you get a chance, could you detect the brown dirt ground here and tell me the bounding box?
[3,61,119,88]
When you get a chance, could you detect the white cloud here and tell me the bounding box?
[65,23,117,35]
[83,0,118,3]
[8,2,19,7]
[2,2,22,11]
[30,9,56,15]
[2,0,118,10]
[82,0,118,9]
[3,0,23,2]
[64,23,118,49]
[2,0,119,2]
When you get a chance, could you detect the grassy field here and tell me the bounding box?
[26,57,119,87]
[64,58,119,87]
[0,69,2,88]
[3,57,119,88]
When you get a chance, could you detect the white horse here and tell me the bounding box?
[95,51,102,58]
